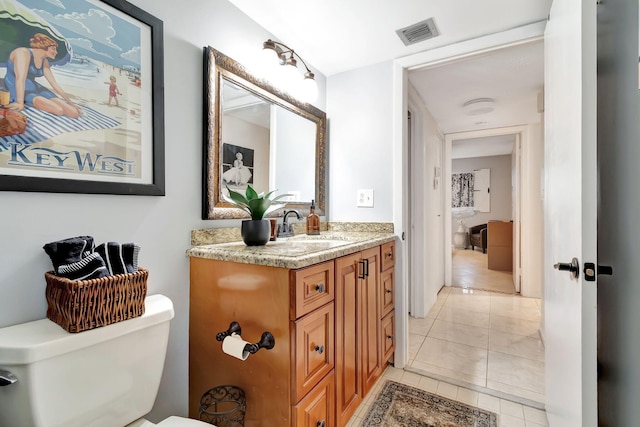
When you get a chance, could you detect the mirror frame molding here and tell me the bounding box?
[202,46,326,220]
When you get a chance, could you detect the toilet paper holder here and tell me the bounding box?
[216,321,275,355]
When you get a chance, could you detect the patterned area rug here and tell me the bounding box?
[362,381,498,427]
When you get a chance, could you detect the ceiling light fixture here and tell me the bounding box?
[262,39,317,102]
[463,98,495,116]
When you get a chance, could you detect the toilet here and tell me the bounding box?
[0,294,211,427]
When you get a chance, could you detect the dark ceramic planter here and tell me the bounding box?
[241,219,270,246]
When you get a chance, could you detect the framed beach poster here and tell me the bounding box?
[0,0,164,195]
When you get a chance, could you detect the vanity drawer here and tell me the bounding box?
[293,370,335,427]
[381,241,395,272]
[381,310,395,364]
[294,302,335,403]
[380,268,394,317]
[292,260,335,319]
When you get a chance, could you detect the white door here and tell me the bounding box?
[544,0,597,425]
[472,168,490,212]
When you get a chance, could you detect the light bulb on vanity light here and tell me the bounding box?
[261,39,318,103]
[301,72,318,103]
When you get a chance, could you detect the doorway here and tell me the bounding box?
[449,134,518,295]
[398,26,546,406]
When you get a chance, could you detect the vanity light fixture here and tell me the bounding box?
[262,39,318,102]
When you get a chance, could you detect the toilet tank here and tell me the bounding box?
[0,294,175,427]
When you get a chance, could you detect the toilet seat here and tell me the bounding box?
[156,416,213,427]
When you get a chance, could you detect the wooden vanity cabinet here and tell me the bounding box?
[380,242,395,366]
[189,258,335,427]
[293,369,335,427]
[335,246,386,426]
[293,302,335,402]
[189,240,395,427]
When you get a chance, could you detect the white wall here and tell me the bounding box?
[223,115,270,194]
[326,61,394,221]
[408,85,444,318]
[0,0,326,422]
[451,154,513,235]
[273,107,316,201]
[521,123,544,298]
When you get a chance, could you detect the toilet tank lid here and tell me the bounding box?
[0,294,174,365]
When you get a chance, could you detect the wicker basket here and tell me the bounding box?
[44,268,148,333]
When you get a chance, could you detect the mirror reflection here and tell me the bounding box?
[221,80,316,202]
[203,47,326,220]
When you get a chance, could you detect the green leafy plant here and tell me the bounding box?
[224,184,291,220]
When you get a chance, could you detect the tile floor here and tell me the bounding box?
[346,366,549,427]
[407,286,545,404]
[346,248,548,426]
[452,248,516,294]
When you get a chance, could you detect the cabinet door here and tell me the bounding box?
[293,371,335,427]
[293,261,335,319]
[361,247,382,396]
[380,268,394,318]
[381,310,395,364]
[335,252,362,426]
[381,241,395,272]
[294,302,335,403]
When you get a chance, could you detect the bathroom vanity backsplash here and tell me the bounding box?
[191,222,393,246]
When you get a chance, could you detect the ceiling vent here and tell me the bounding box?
[396,18,440,46]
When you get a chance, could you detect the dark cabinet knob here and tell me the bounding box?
[385,289,392,294]
[314,283,325,293]
[314,345,325,354]
[387,335,393,340]
[316,421,325,427]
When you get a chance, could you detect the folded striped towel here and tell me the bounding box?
[43,236,96,274]
[95,242,140,275]
[57,252,109,281]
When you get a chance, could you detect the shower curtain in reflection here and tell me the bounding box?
[452,173,474,208]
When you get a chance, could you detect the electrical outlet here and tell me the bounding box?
[357,189,374,207]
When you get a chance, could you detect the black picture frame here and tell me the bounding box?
[0,0,165,196]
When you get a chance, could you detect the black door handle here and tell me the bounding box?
[554,257,580,279]
[358,260,366,279]
[584,262,613,281]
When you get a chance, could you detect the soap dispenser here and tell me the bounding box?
[306,199,320,235]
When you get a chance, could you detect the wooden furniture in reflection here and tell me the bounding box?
[488,221,513,271]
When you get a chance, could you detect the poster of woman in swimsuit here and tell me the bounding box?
[0,0,164,195]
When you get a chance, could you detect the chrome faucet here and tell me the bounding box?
[277,209,302,238]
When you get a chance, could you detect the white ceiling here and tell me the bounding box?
[451,134,516,160]
[228,0,552,155]
[409,40,544,134]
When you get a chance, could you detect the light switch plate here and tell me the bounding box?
[357,189,374,207]
[284,191,300,202]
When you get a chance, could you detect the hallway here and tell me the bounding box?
[452,248,516,294]
[407,286,545,406]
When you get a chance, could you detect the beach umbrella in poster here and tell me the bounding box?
[0,0,72,67]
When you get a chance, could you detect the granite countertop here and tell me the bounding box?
[186,231,397,269]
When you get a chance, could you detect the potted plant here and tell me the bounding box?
[224,185,291,246]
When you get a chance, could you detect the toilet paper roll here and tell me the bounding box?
[222,333,251,360]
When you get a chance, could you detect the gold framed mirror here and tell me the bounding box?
[202,47,326,220]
